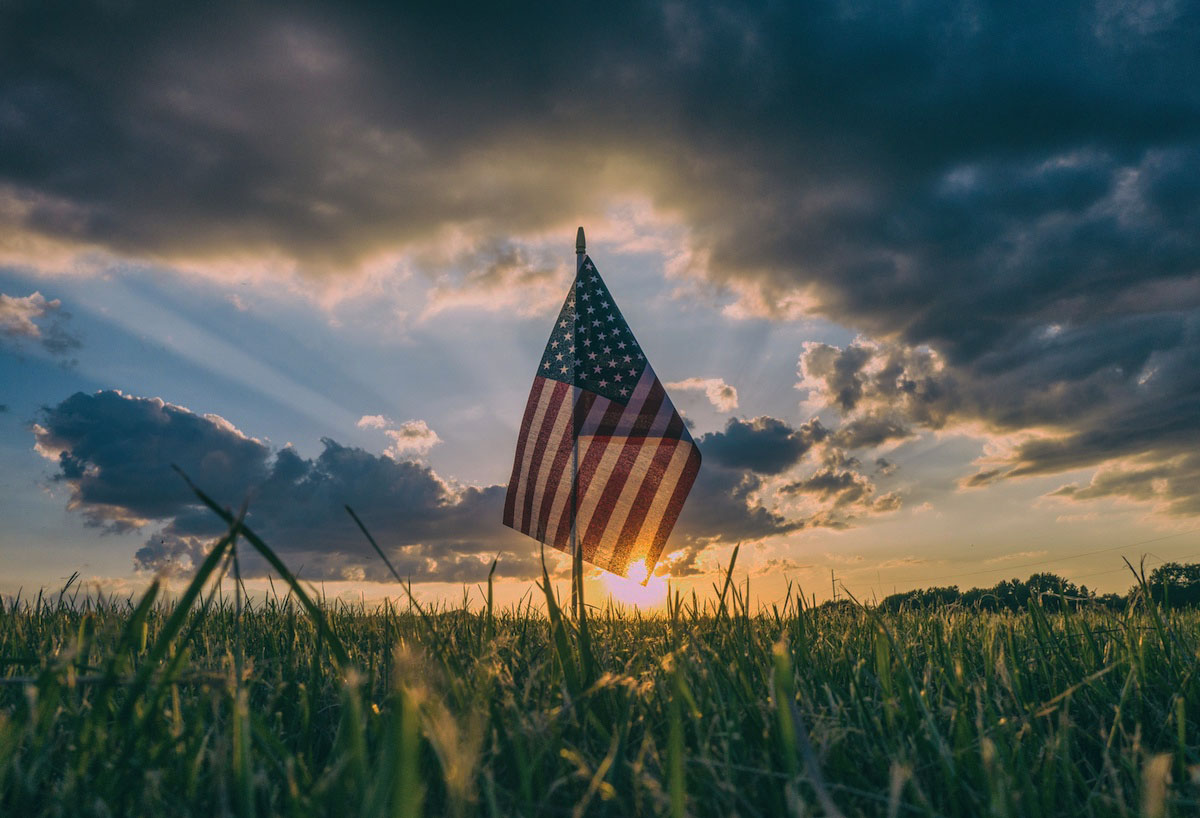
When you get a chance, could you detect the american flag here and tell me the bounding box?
[503,254,701,579]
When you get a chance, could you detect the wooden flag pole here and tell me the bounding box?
[571,226,585,619]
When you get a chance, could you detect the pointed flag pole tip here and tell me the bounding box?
[576,226,586,255]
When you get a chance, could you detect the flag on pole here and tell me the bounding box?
[503,247,701,579]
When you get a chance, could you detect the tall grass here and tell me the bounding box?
[2,500,1199,815]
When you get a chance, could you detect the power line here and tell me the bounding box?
[1070,550,1200,582]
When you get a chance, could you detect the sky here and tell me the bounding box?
[2,1,1199,609]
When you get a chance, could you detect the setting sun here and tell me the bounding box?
[600,559,669,608]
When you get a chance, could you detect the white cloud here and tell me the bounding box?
[356,414,441,458]
[666,377,739,412]
[0,291,58,339]
[383,419,441,458]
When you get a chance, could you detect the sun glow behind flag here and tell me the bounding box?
[502,254,701,578]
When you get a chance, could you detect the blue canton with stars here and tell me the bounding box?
[537,255,647,405]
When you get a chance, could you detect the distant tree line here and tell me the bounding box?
[871,562,1200,613]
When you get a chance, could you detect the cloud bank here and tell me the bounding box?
[33,391,529,581]
[35,392,891,581]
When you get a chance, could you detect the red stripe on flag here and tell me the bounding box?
[518,379,570,534]
[522,385,578,540]
[503,377,549,527]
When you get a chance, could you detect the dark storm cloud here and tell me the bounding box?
[780,446,902,523]
[699,416,827,475]
[34,391,269,530]
[38,392,839,580]
[6,1,1200,511]
[4,1,1196,280]
[672,463,800,544]
[783,469,872,508]
[800,315,1200,513]
[0,2,668,268]
[668,417,900,554]
[832,414,913,450]
[34,391,537,580]
[800,342,956,430]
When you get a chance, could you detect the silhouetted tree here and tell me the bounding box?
[1026,572,1080,610]
[1147,562,1200,608]
[881,586,960,611]
[866,563,1198,614]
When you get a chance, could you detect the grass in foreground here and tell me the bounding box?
[3,505,1200,816]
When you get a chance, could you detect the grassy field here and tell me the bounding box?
[3,499,1200,816]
